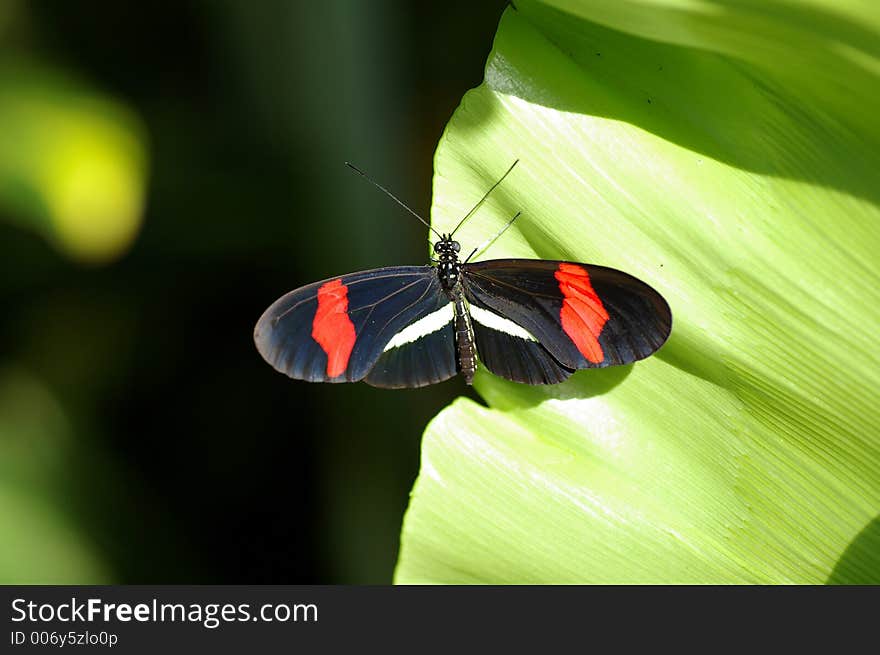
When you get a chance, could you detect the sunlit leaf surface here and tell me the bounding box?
[395,0,880,583]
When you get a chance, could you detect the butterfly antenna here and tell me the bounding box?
[464,211,522,263]
[449,159,519,238]
[345,162,443,239]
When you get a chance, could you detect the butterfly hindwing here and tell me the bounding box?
[364,303,457,388]
[468,304,574,384]
[254,266,455,385]
[461,259,671,371]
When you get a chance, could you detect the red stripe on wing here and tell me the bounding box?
[554,263,609,364]
[311,279,356,377]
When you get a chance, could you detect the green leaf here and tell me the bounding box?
[395,0,880,583]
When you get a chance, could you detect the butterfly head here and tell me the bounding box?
[433,235,461,260]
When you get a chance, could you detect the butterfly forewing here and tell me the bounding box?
[461,259,671,373]
[254,265,454,385]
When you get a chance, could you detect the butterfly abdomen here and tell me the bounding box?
[453,291,476,385]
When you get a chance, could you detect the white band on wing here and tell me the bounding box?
[469,304,537,341]
[383,303,454,351]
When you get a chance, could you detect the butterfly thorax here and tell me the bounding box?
[434,234,462,293]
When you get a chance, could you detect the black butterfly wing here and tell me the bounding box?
[461,259,671,380]
[469,310,575,384]
[254,266,457,387]
[364,302,457,389]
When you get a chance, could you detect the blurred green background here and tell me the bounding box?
[0,0,507,583]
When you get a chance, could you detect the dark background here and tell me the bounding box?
[0,1,507,583]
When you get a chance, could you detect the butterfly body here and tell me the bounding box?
[433,234,478,384]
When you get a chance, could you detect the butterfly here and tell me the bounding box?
[254,162,671,388]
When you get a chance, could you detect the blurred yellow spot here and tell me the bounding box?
[0,63,148,264]
[43,123,146,263]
